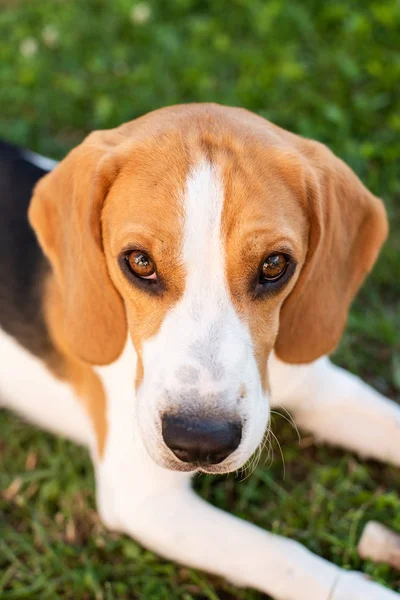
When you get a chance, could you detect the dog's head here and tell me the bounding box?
[29,104,387,473]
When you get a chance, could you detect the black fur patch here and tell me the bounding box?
[0,140,55,359]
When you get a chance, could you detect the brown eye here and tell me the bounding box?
[127,251,156,280]
[261,253,288,282]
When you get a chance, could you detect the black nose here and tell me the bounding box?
[162,414,242,466]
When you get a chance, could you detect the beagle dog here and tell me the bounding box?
[1,104,400,600]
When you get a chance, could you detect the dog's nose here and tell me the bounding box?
[162,414,242,465]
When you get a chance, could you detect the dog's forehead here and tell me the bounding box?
[103,113,307,258]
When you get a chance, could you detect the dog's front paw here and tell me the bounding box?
[332,571,399,600]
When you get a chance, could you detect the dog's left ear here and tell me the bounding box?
[275,140,388,364]
[29,129,130,365]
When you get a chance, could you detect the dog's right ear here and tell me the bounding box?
[275,140,388,364]
[29,130,128,365]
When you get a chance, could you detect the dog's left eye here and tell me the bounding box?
[253,251,295,297]
[260,253,289,282]
[126,251,157,280]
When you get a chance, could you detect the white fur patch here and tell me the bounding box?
[183,160,226,299]
[0,328,92,447]
[22,149,58,172]
[136,161,269,472]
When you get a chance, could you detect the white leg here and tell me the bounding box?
[95,349,399,600]
[98,457,399,600]
[269,353,400,466]
[0,328,92,447]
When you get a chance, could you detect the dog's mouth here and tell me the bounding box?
[153,444,247,475]
[163,459,242,475]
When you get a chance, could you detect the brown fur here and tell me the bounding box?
[275,138,388,362]
[195,107,388,365]
[28,103,388,452]
[101,130,190,385]
[45,278,108,456]
[29,132,128,366]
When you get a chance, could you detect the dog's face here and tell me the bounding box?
[30,104,387,473]
[102,143,307,472]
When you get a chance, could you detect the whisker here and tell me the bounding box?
[240,446,262,482]
[269,428,286,480]
[237,425,275,482]
[276,405,301,442]
[263,429,274,469]
[270,408,301,444]
[237,447,256,480]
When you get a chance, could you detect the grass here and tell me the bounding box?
[1,0,400,598]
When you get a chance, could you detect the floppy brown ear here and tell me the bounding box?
[275,141,388,364]
[29,130,128,365]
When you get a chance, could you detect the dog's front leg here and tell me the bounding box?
[94,411,397,599]
[269,354,400,466]
[96,437,399,599]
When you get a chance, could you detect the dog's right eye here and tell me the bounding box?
[126,251,157,280]
[118,249,163,294]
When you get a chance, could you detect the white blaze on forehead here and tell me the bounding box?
[141,159,253,381]
[176,160,254,379]
[182,160,227,309]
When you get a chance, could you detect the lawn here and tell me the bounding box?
[1,1,400,598]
